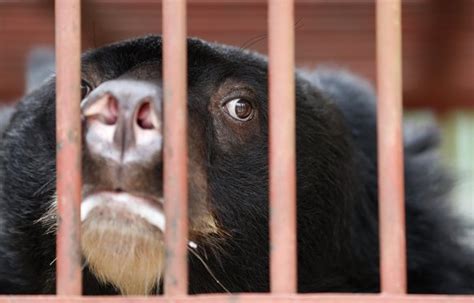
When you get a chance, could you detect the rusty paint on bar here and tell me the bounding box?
[1,294,474,303]
[163,0,188,296]
[376,0,407,294]
[268,0,297,294]
[55,0,82,296]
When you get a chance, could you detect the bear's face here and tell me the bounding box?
[44,37,273,295]
[5,36,354,295]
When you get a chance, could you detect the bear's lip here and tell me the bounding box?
[81,192,165,231]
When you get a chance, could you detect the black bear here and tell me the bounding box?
[0,36,472,295]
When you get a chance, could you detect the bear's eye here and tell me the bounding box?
[81,80,92,99]
[224,98,254,121]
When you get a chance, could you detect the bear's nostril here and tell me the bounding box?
[100,95,118,125]
[136,102,154,130]
[83,93,119,125]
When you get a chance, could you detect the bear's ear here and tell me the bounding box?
[299,68,377,117]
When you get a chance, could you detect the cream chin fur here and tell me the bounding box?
[81,193,166,231]
[38,194,165,294]
[82,213,165,295]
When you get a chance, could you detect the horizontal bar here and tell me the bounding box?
[268,0,297,294]
[0,294,473,303]
[54,0,82,296]
[376,0,407,294]
[67,0,389,4]
[162,0,188,296]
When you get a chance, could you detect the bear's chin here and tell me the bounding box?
[81,200,165,295]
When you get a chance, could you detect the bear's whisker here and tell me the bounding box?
[49,258,56,266]
[187,246,231,294]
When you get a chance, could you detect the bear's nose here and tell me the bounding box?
[81,80,162,164]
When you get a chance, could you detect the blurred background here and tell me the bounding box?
[0,0,472,232]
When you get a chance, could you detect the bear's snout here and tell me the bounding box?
[81,79,163,165]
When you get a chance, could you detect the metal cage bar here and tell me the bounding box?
[1,294,474,302]
[54,0,83,296]
[376,0,407,294]
[268,0,297,294]
[163,0,189,296]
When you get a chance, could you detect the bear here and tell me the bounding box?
[0,35,472,295]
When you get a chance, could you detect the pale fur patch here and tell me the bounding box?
[82,208,164,295]
[35,194,58,234]
[81,193,166,295]
[81,193,166,231]
[38,194,165,294]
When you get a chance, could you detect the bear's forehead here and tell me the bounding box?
[82,36,267,99]
[81,36,267,85]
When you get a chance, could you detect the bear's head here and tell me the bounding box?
[8,36,358,295]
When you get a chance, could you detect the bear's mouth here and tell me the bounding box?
[81,191,165,231]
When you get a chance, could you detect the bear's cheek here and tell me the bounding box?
[185,115,222,239]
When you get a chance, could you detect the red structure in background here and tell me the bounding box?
[0,0,472,302]
[1,1,474,110]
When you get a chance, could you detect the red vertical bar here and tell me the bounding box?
[55,0,82,296]
[163,0,188,296]
[376,0,407,294]
[268,0,297,294]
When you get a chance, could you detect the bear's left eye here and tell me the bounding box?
[81,80,92,99]
[224,98,254,121]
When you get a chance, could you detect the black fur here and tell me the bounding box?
[0,36,472,294]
